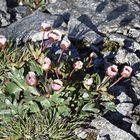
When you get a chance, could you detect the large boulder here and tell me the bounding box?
[0,10,65,43]
[0,0,10,27]
[91,117,136,140]
[46,0,140,42]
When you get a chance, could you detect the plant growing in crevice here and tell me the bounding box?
[0,22,133,139]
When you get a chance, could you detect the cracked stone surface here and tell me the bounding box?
[91,117,136,140]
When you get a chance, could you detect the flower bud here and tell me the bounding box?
[41,22,51,31]
[121,66,132,78]
[83,78,93,90]
[73,61,83,70]
[26,72,38,86]
[90,52,97,59]
[60,36,71,50]
[0,35,7,48]
[48,30,62,42]
[106,65,118,78]
[51,79,63,91]
[42,57,51,71]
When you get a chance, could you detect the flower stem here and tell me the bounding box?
[45,71,48,82]
[42,40,52,51]
[68,69,75,79]
[86,58,93,68]
[41,31,45,49]
[57,49,64,63]
[109,76,123,88]
[2,48,10,63]
[56,67,60,79]
[45,71,51,95]
[97,76,110,91]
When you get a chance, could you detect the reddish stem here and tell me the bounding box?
[45,71,51,94]
[2,48,10,63]
[109,76,123,88]
[42,40,52,51]
[68,69,75,79]
[41,31,45,50]
[56,67,60,79]
[57,49,64,63]
[45,71,48,82]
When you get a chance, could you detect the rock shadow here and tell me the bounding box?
[106,4,128,21]
[95,0,108,13]
[120,14,135,27]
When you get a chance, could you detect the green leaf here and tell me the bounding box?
[8,67,26,90]
[50,94,61,104]
[67,87,76,91]
[100,95,110,101]
[5,99,12,106]
[105,102,116,112]
[35,96,51,108]
[26,86,40,96]
[58,105,70,116]
[30,61,43,76]
[82,102,100,113]
[5,82,22,94]
[82,102,95,112]
[28,101,40,113]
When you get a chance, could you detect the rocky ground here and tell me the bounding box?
[0,0,140,140]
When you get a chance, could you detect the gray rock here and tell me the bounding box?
[0,0,10,27]
[117,92,132,103]
[116,103,134,116]
[131,122,140,136]
[114,49,140,69]
[131,74,140,97]
[0,10,64,43]
[128,28,140,39]
[91,117,136,140]
[10,6,32,21]
[46,0,140,39]
[68,17,103,44]
[127,41,140,52]
[108,34,125,47]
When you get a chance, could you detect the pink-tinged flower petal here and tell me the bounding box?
[0,35,7,48]
[41,22,51,31]
[42,57,51,71]
[60,36,71,50]
[48,30,62,42]
[121,66,132,78]
[51,84,61,91]
[106,65,118,78]
[51,79,63,91]
[73,61,83,70]
[26,72,37,86]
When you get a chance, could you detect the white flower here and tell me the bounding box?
[90,52,97,58]
[48,29,62,41]
[83,78,93,90]
[73,61,83,70]
[42,57,51,71]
